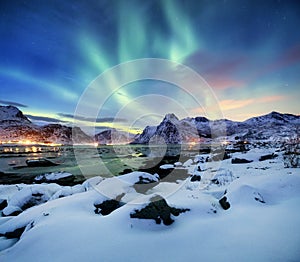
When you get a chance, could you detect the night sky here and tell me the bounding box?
[0,0,299,133]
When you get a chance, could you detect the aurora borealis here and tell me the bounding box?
[0,0,299,132]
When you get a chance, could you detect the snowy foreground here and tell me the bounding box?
[0,147,300,261]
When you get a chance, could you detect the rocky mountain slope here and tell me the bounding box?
[133,111,300,144]
[1,106,299,144]
[0,106,92,144]
[0,105,31,126]
[95,128,135,145]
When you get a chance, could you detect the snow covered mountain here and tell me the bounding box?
[241,111,300,141]
[133,111,300,144]
[0,105,31,126]
[95,128,135,145]
[0,106,92,144]
[1,106,299,144]
[244,111,300,126]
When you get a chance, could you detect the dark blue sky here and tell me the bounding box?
[0,0,299,131]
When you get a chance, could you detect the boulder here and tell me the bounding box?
[259,153,278,161]
[130,195,189,225]
[219,196,230,210]
[0,199,8,210]
[190,175,201,182]
[0,226,26,239]
[231,158,253,164]
[94,193,125,216]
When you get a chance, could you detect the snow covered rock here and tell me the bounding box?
[2,206,22,217]
[130,195,190,225]
[118,171,160,193]
[231,158,253,164]
[3,184,61,216]
[50,184,85,200]
[160,164,174,169]
[82,176,105,191]
[174,161,182,167]
[118,171,159,184]
[211,169,234,186]
[94,193,125,216]
[34,172,75,185]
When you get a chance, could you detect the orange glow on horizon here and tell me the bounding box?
[0,140,62,147]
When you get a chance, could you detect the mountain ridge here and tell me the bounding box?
[132,111,300,144]
[0,105,299,144]
[0,106,92,144]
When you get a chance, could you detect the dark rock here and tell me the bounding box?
[54,175,76,186]
[259,153,278,161]
[138,155,189,182]
[133,175,159,194]
[0,226,26,239]
[0,199,8,210]
[94,193,125,216]
[119,168,133,175]
[26,158,58,167]
[130,195,190,225]
[231,158,253,164]
[31,193,43,198]
[190,175,201,182]
[162,169,188,182]
[254,197,265,203]
[219,196,230,210]
[139,154,147,157]
[211,179,219,185]
[254,192,265,203]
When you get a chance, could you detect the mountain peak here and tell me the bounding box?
[0,105,31,125]
[268,111,283,117]
[244,111,300,124]
[163,113,179,122]
[194,116,209,123]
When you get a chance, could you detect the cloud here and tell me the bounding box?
[219,98,255,111]
[220,95,287,111]
[58,113,128,123]
[257,95,287,103]
[0,100,28,108]
[26,114,68,123]
[207,78,245,90]
[190,95,287,117]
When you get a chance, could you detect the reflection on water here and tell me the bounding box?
[0,144,205,178]
[1,145,60,154]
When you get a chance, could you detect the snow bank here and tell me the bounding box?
[0,146,300,261]
[2,184,61,216]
